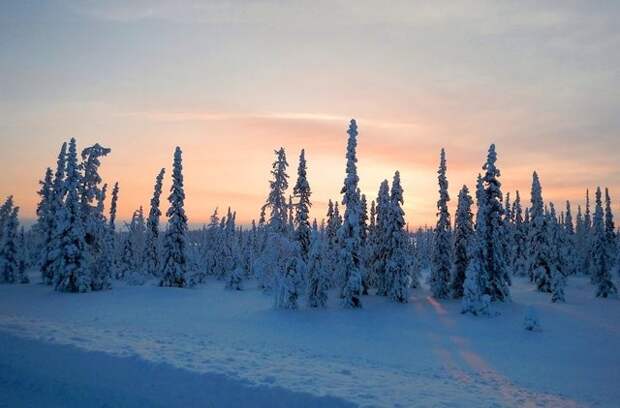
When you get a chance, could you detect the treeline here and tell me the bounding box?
[0,119,618,314]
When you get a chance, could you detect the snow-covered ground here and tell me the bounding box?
[1,274,618,407]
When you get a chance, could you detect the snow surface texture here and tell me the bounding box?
[1,275,618,407]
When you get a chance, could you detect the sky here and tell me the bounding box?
[1,0,619,228]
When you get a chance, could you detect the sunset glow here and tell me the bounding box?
[1,1,619,227]
[2,3,620,406]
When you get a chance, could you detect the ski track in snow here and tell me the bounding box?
[0,311,584,408]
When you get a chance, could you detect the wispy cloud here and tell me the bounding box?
[118,110,421,130]
[70,1,607,34]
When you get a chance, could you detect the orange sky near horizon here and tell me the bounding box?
[1,112,618,229]
[1,1,619,228]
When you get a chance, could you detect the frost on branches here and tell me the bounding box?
[160,147,191,288]
[338,119,364,308]
[430,148,452,299]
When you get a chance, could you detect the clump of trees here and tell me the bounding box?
[3,120,617,313]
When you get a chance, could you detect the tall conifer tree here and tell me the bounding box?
[450,185,473,299]
[160,147,190,288]
[54,138,92,293]
[338,119,363,308]
[590,187,617,297]
[430,148,452,299]
[144,168,165,276]
[293,149,312,260]
[478,145,510,301]
[385,171,411,303]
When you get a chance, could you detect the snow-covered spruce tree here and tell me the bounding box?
[0,197,14,247]
[287,195,295,236]
[461,174,491,316]
[524,207,530,227]
[306,230,329,307]
[258,205,267,227]
[78,143,111,245]
[565,201,575,233]
[220,207,239,281]
[584,189,592,232]
[123,207,147,285]
[256,207,268,255]
[384,171,412,303]
[575,204,585,272]
[502,192,515,270]
[274,238,306,309]
[254,217,266,252]
[90,184,112,291]
[548,203,566,302]
[229,212,241,275]
[478,145,510,301]
[323,199,341,288]
[450,185,473,299]
[414,226,433,271]
[160,147,191,288]
[79,144,110,210]
[527,172,558,293]
[616,233,620,279]
[117,228,134,280]
[461,176,490,315]
[40,143,67,285]
[109,182,119,232]
[528,172,547,285]
[17,227,30,283]
[359,192,371,295]
[293,149,312,261]
[254,147,291,292]
[211,212,228,280]
[372,180,391,296]
[257,148,305,305]
[241,220,258,279]
[33,168,54,276]
[368,199,377,243]
[338,119,364,308]
[226,264,244,291]
[407,228,422,289]
[101,181,120,281]
[590,187,617,297]
[474,173,484,214]
[578,189,593,276]
[54,138,92,293]
[0,206,24,284]
[268,196,306,309]
[472,173,488,296]
[333,201,345,285]
[77,144,112,291]
[461,239,490,316]
[201,208,221,278]
[562,200,577,276]
[226,222,244,291]
[504,192,513,224]
[266,148,289,234]
[430,148,452,299]
[512,191,529,277]
[364,198,378,291]
[143,168,165,277]
[335,201,343,225]
[604,188,617,269]
[35,168,54,227]
[360,193,369,245]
